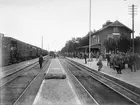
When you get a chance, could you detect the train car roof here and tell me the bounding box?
[3,36,47,51]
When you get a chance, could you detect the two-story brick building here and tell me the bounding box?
[90,20,132,53]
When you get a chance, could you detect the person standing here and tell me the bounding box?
[84,52,87,64]
[96,52,99,61]
[97,54,103,71]
[115,55,122,74]
[106,53,110,66]
[129,53,135,72]
[39,55,43,68]
[91,52,93,61]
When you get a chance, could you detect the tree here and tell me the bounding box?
[103,37,117,52]
[78,36,89,46]
[104,35,132,53]
[61,37,80,53]
[117,35,131,53]
[134,36,140,53]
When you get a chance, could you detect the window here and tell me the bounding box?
[91,35,100,45]
[97,35,99,43]
[113,27,119,33]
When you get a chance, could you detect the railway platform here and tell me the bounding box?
[32,58,83,105]
[67,57,140,88]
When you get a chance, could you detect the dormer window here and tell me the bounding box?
[113,27,119,33]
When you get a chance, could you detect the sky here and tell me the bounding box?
[0,0,140,51]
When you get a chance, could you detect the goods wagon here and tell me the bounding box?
[30,46,38,59]
[37,48,42,57]
[42,49,47,56]
[49,51,56,57]
[0,36,48,66]
[17,41,31,61]
[1,37,13,65]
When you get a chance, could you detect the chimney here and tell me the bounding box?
[102,20,112,28]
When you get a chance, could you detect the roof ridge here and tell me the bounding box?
[92,20,132,35]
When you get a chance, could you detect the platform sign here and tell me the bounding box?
[113,33,120,35]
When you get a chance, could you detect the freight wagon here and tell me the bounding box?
[0,36,48,66]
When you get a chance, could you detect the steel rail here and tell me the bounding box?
[0,62,38,88]
[0,61,37,80]
[13,60,51,105]
[0,55,49,80]
[0,56,49,88]
[66,59,140,105]
[67,59,140,97]
[60,59,99,105]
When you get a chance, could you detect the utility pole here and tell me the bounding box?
[89,0,92,60]
[41,36,43,49]
[67,43,68,53]
[129,4,137,53]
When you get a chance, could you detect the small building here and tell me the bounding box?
[90,20,133,53]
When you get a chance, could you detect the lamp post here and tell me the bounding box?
[88,0,92,60]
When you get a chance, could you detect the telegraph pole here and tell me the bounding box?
[129,4,137,53]
[89,0,91,60]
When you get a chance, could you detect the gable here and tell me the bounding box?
[91,20,132,36]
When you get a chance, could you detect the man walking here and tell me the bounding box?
[39,55,43,68]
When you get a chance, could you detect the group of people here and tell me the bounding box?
[81,51,140,74]
[106,52,140,74]
[65,51,140,74]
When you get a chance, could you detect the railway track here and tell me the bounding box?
[0,56,49,80]
[0,62,37,88]
[66,58,140,95]
[0,58,51,105]
[0,56,49,87]
[59,57,140,105]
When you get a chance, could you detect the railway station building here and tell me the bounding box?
[90,20,132,54]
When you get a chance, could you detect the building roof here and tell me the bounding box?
[76,45,89,49]
[91,20,133,36]
[76,43,101,49]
